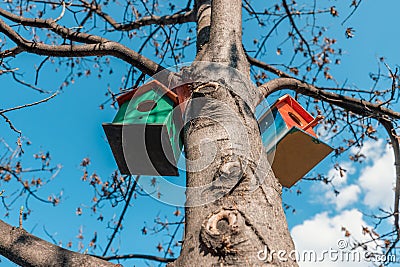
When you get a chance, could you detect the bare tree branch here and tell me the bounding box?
[250,57,399,121]
[54,1,67,23]
[4,66,50,93]
[247,54,292,78]
[18,206,23,229]
[0,113,21,135]
[0,91,59,114]
[0,220,117,267]
[342,0,363,25]
[0,18,165,77]
[0,67,19,74]
[103,176,139,256]
[0,7,108,44]
[258,77,400,120]
[282,0,312,59]
[0,167,55,205]
[380,119,400,255]
[78,0,195,31]
[97,253,175,263]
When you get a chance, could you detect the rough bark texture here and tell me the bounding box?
[0,11,166,78]
[170,0,298,266]
[195,0,211,52]
[172,77,298,266]
[0,0,300,266]
[0,220,116,267]
[258,78,400,120]
[195,0,249,74]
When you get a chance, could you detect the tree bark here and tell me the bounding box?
[171,0,298,266]
[0,0,300,266]
[0,220,116,267]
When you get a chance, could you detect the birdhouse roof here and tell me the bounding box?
[274,94,314,122]
[116,80,179,107]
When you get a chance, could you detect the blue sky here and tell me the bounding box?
[1,1,399,266]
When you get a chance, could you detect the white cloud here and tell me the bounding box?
[358,145,395,209]
[326,185,361,210]
[291,140,395,267]
[350,139,384,163]
[291,209,379,267]
[314,139,395,211]
[312,162,360,210]
[326,162,356,187]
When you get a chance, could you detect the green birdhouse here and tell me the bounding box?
[103,80,183,176]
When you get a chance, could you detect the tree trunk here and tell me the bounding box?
[171,0,298,266]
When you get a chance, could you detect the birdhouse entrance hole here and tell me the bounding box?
[258,94,333,188]
[288,112,303,126]
[103,80,183,176]
[137,100,157,112]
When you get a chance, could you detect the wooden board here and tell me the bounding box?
[269,127,333,187]
[103,123,179,176]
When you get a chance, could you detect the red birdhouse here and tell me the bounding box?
[259,94,333,188]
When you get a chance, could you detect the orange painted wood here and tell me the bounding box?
[174,84,192,113]
[117,80,179,107]
[275,95,317,137]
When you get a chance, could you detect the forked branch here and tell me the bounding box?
[380,119,400,255]
[257,78,400,120]
[0,91,59,114]
[98,254,175,263]
[102,176,139,256]
[249,46,399,122]
[0,220,116,267]
[0,8,105,44]
[0,18,165,77]
[282,0,312,59]
[78,0,195,31]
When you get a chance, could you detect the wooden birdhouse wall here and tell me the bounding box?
[259,108,288,152]
[274,96,317,137]
[258,94,333,188]
[103,80,183,177]
[113,90,175,124]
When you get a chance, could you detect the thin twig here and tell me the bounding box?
[43,225,58,245]
[0,68,19,75]
[102,176,140,256]
[97,253,175,263]
[19,206,23,229]
[378,63,398,107]
[380,119,400,242]
[160,216,184,267]
[0,113,21,135]
[282,0,312,59]
[247,54,291,78]
[54,1,67,22]
[34,56,50,85]
[342,0,363,25]
[0,46,23,58]
[8,69,50,93]
[0,91,59,114]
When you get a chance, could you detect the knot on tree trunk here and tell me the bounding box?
[215,156,244,191]
[192,81,220,95]
[200,208,244,259]
[201,157,245,199]
[218,158,242,180]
